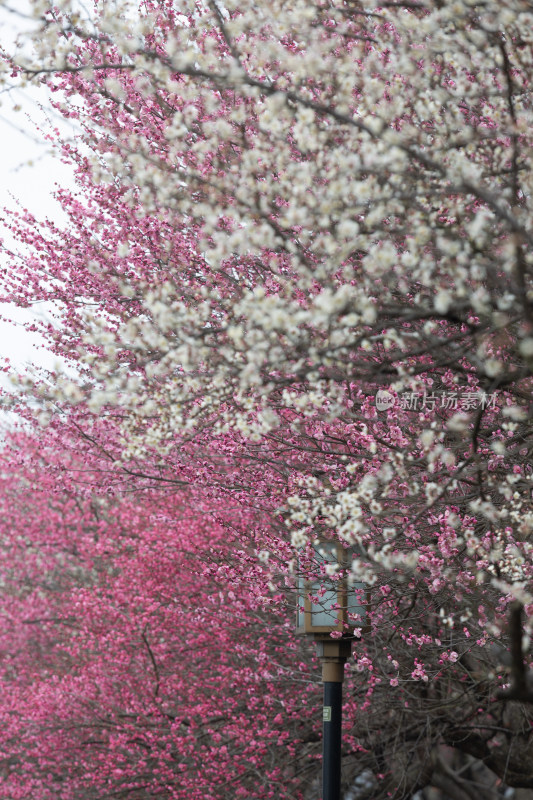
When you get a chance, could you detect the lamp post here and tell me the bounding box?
[296,540,366,800]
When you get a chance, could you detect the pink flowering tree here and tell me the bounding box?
[0,428,335,800]
[1,0,533,795]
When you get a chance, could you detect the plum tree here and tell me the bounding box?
[1,0,533,796]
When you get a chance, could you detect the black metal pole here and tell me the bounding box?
[322,679,343,800]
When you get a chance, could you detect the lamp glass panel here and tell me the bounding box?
[297,541,368,632]
[296,573,305,629]
[308,541,341,628]
[347,581,367,625]
[308,584,340,627]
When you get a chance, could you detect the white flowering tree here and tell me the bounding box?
[2,0,533,796]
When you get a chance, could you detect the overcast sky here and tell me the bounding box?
[0,71,75,373]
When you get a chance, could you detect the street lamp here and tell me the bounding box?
[296,540,367,800]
